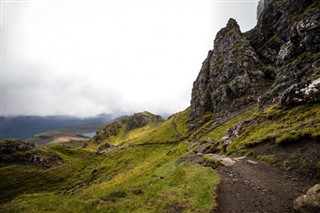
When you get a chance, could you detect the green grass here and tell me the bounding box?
[4,100,319,212]
[173,108,191,137]
[227,104,320,151]
[256,155,278,164]
[120,117,182,145]
[0,145,105,203]
[89,113,185,147]
[0,193,97,213]
[1,142,219,212]
[200,106,257,142]
[202,154,221,167]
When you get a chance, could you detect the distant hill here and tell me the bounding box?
[1,1,319,212]
[0,114,114,140]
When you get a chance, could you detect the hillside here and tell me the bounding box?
[1,0,320,212]
[0,114,113,141]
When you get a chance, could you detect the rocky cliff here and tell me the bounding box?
[190,0,320,126]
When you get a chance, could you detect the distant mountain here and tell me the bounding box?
[1,1,319,212]
[0,114,113,140]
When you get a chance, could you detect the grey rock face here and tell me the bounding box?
[190,0,320,124]
[190,18,267,125]
[257,0,265,20]
[190,51,213,126]
[279,78,320,108]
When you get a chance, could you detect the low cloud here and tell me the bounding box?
[1,0,258,117]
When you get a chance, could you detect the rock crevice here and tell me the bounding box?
[190,0,320,125]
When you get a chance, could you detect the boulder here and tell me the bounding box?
[294,184,320,213]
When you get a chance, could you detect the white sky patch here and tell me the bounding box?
[1,0,258,117]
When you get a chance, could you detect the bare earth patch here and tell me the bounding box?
[210,155,319,213]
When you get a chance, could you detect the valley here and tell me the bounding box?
[1,0,320,212]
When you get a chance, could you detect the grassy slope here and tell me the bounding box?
[200,107,257,142]
[189,103,320,150]
[228,103,320,150]
[88,108,190,148]
[0,109,219,212]
[2,103,320,212]
[1,143,218,212]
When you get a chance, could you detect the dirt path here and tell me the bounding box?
[202,154,319,213]
[172,117,184,140]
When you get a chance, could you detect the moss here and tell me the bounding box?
[313,66,320,75]
[289,52,320,68]
[214,53,224,69]
[236,53,245,62]
[289,2,320,21]
[257,155,278,164]
[257,34,282,52]
[230,41,243,53]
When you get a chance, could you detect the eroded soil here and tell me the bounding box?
[209,154,319,213]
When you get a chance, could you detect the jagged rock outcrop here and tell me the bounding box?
[0,139,62,167]
[191,18,268,125]
[190,51,213,126]
[190,0,320,125]
[91,111,163,143]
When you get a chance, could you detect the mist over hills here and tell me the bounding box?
[0,114,113,140]
[0,0,319,212]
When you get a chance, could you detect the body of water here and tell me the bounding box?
[82,132,96,138]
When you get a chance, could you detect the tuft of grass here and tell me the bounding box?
[202,154,221,167]
[257,155,278,164]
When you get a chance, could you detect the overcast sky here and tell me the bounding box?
[1,0,259,117]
